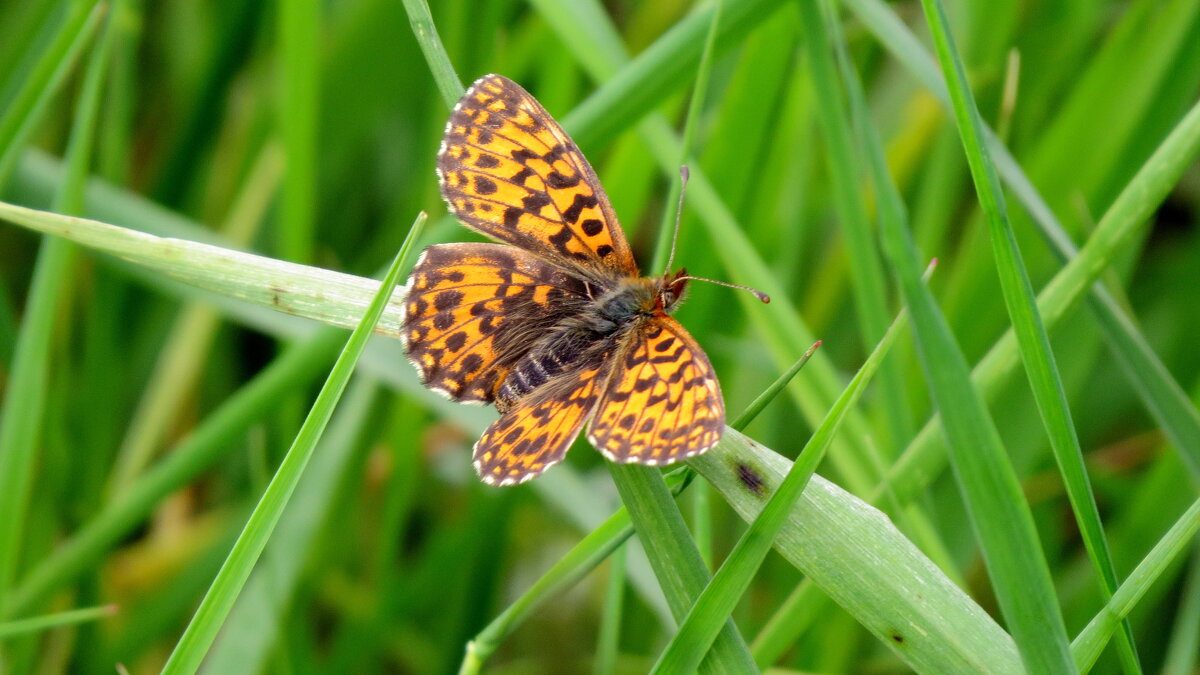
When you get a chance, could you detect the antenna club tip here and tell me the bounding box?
[756,291,771,303]
[679,165,690,181]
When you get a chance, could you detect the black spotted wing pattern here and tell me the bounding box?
[437,74,637,274]
[401,242,590,403]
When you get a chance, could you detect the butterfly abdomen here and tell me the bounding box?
[494,277,660,412]
[497,328,608,412]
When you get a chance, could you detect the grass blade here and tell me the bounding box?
[0,0,102,187]
[460,344,819,671]
[593,545,626,675]
[0,201,411,339]
[689,430,1023,673]
[1071,497,1200,671]
[0,605,117,640]
[848,4,1075,670]
[1161,542,1200,675]
[161,212,426,674]
[876,96,1200,504]
[401,0,462,109]
[916,0,1136,668]
[652,280,909,673]
[0,0,108,601]
[795,0,909,454]
[276,0,319,263]
[203,380,379,674]
[848,0,1200,491]
[608,463,757,674]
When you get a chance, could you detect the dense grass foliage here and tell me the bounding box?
[1,0,1199,672]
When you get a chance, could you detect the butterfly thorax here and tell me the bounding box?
[494,272,686,413]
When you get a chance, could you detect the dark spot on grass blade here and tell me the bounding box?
[735,462,766,497]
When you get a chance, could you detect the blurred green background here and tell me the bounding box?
[0,0,1198,672]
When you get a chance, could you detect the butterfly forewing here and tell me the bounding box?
[438,74,637,274]
[402,242,590,403]
[474,362,606,485]
[588,317,724,465]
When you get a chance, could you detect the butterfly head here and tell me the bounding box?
[656,268,691,312]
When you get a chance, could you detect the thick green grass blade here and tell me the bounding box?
[0,605,116,640]
[916,0,1137,669]
[161,213,425,674]
[689,429,1023,673]
[652,282,910,674]
[1071,497,1200,671]
[608,463,757,674]
[276,0,319,263]
[0,201,412,339]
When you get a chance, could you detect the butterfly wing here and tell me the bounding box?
[401,242,591,403]
[474,361,606,485]
[438,74,637,274]
[588,316,724,465]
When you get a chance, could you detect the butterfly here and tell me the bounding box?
[402,74,757,486]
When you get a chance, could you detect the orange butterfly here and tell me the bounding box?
[402,74,758,486]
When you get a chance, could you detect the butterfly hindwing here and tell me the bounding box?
[474,361,606,485]
[588,316,724,464]
[401,242,591,403]
[438,74,637,274]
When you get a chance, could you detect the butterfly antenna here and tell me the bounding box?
[663,166,770,303]
[663,165,690,275]
[676,275,771,303]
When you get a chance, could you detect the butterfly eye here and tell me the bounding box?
[660,279,687,309]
